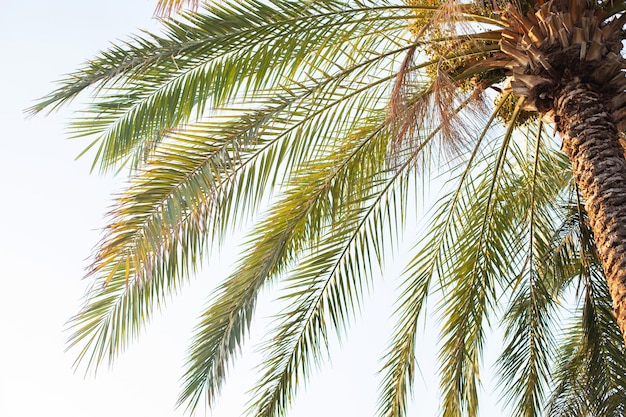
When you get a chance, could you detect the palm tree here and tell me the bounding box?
[32,0,626,415]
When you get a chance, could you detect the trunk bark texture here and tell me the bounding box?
[557,80,626,345]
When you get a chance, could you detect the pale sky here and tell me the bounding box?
[0,1,501,416]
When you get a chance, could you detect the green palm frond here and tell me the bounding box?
[31,0,415,172]
[547,209,626,417]
[496,123,572,417]
[247,87,484,417]
[176,118,380,410]
[547,266,626,417]
[64,7,422,374]
[377,91,511,417]
[436,115,523,417]
[247,122,393,417]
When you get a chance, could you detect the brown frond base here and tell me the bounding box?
[495,0,626,129]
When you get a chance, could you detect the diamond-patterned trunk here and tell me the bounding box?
[556,80,626,346]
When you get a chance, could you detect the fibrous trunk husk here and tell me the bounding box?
[557,81,626,346]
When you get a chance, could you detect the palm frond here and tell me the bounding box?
[377,91,512,417]
[65,18,423,376]
[547,212,626,417]
[178,112,390,412]
[496,122,573,417]
[247,117,394,417]
[436,101,528,417]
[30,0,414,172]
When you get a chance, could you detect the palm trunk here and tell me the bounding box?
[556,79,626,345]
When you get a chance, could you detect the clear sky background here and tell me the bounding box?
[0,1,502,416]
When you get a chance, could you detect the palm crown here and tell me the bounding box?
[33,0,626,416]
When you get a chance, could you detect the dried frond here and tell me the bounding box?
[388,0,501,170]
[387,45,426,165]
[155,0,200,17]
[431,67,463,146]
